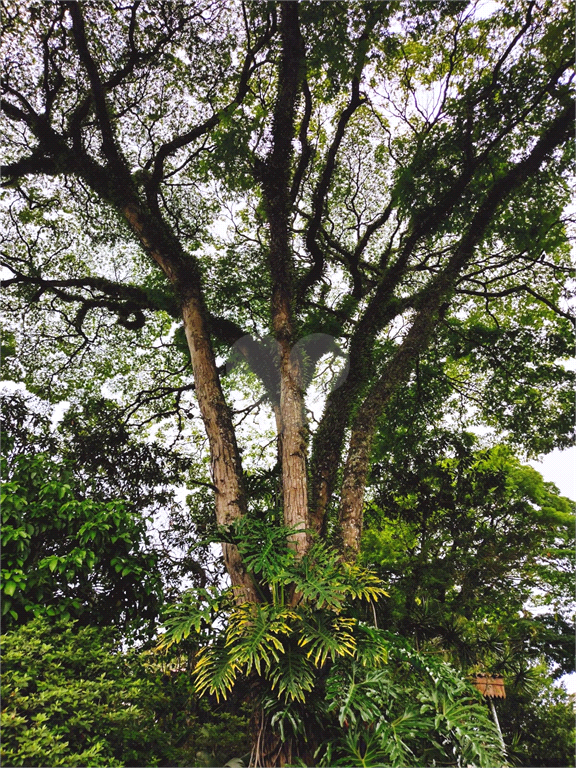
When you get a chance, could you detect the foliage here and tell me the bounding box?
[1,0,572,477]
[159,521,504,767]
[363,431,575,677]
[318,641,503,768]
[497,666,575,768]
[0,617,251,768]
[1,449,163,636]
[160,520,388,701]
[1,3,574,764]
[1,618,155,767]
[0,390,171,636]
[2,389,191,521]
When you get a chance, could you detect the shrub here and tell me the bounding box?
[1,618,250,767]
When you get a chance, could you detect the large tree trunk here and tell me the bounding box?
[182,297,259,602]
[262,2,309,557]
[338,101,572,557]
[121,200,259,601]
[250,706,318,768]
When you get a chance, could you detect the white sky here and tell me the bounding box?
[530,448,576,501]
[530,448,575,694]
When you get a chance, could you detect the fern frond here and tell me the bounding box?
[340,563,388,602]
[266,646,315,702]
[226,603,296,674]
[354,623,389,668]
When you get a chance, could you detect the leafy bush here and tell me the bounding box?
[0,618,250,768]
[0,391,179,637]
[1,619,149,767]
[1,450,162,636]
[317,639,503,767]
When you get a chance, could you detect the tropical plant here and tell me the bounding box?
[159,520,504,766]
[318,643,504,768]
[159,520,388,697]
[496,664,575,768]
[362,431,575,677]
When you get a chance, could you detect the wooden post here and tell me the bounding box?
[471,675,507,761]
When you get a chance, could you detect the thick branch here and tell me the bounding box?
[298,11,382,302]
[289,77,313,204]
[338,101,573,558]
[147,14,275,192]
[65,1,124,167]
[310,75,572,532]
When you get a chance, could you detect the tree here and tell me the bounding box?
[0,389,173,636]
[362,431,575,675]
[1,3,574,763]
[358,430,575,766]
[497,667,575,768]
[2,0,573,592]
[158,520,504,767]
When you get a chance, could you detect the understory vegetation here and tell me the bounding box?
[1,390,574,766]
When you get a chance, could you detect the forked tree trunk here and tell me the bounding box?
[276,328,309,556]
[338,104,573,558]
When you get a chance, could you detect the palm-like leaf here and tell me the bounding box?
[226,603,295,674]
[157,612,203,649]
[156,587,225,649]
[326,728,392,768]
[298,612,356,666]
[289,546,347,610]
[266,646,316,702]
[327,664,390,727]
[340,562,389,602]
[193,642,241,701]
[234,518,296,580]
[354,623,389,667]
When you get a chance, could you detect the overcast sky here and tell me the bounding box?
[530,447,576,501]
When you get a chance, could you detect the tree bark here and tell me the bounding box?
[261,1,308,557]
[181,298,259,603]
[112,199,258,600]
